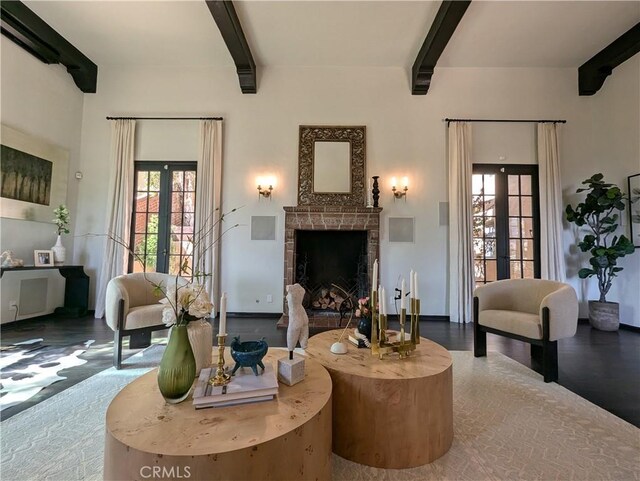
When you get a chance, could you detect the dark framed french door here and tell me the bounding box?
[472,164,541,287]
[129,161,197,278]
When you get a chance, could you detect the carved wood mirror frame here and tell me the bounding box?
[297,125,366,206]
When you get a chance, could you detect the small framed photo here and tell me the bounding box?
[34,250,54,267]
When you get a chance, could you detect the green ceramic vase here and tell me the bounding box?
[157,324,196,404]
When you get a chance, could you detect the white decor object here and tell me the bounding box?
[277,356,305,386]
[286,283,309,351]
[187,319,213,376]
[51,235,66,266]
[537,122,566,282]
[330,342,348,354]
[194,119,223,315]
[95,119,136,319]
[0,251,24,268]
[448,121,474,323]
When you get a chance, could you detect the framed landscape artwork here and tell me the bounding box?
[1,124,68,223]
[629,173,640,248]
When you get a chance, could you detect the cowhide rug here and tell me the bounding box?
[0,338,94,411]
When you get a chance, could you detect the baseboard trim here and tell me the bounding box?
[226,312,281,319]
[579,317,639,333]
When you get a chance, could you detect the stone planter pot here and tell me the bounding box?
[51,235,66,265]
[588,301,620,331]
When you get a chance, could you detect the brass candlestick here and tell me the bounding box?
[210,334,231,387]
[371,295,420,360]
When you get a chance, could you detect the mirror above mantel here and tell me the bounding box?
[297,126,366,206]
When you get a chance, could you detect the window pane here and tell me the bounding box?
[135,195,148,214]
[183,192,195,212]
[147,192,159,213]
[483,196,496,216]
[173,171,184,188]
[521,218,534,238]
[486,260,497,282]
[523,261,535,278]
[522,240,535,260]
[473,239,484,259]
[133,234,146,255]
[509,239,521,259]
[521,197,533,217]
[472,175,483,195]
[473,217,483,237]
[508,196,520,216]
[509,217,520,237]
[147,214,158,233]
[171,193,183,213]
[184,171,196,191]
[508,175,519,195]
[137,171,149,191]
[135,213,147,233]
[510,261,522,278]
[149,171,161,191]
[169,255,182,276]
[485,239,497,259]
[472,196,484,215]
[484,217,496,237]
[483,175,495,195]
[521,175,532,195]
[474,260,485,282]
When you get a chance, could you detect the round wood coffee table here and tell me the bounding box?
[104,351,332,481]
[306,329,453,469]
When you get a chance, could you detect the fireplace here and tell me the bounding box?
[279,206,382,328]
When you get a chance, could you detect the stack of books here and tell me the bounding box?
[192,365,279,409]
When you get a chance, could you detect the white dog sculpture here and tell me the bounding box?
[286,283,309,355]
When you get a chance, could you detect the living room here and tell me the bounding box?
[1,1,639,480]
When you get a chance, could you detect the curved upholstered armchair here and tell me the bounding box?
[473,279,578,382]
[106,272,187,369]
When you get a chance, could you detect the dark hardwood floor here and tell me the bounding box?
[1,315,639,427]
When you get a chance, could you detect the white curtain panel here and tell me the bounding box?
[95,119,136,319]
[537,123,566,281]
[448,122,475,323]
[194,119,223,315]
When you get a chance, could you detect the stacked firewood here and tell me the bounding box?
[312,288,345,311]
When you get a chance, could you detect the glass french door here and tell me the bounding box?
[129,162,197,279]
[472,164,540,288]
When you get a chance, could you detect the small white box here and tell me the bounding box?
[278,356,305,386]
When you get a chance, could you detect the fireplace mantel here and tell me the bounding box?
[280,205,382,328]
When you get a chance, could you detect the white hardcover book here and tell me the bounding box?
[194,394,275,410]
[193,364,279,406]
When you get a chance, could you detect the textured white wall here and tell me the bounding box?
[0,37,84,323]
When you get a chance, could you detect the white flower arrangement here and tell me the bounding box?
[159,281,214,327]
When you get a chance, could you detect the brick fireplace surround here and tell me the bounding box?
[278,205,382,328]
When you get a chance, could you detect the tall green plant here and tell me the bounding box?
[565,173,635,302]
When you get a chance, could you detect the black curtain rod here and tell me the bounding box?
[445,118,566,124]
[106,116,223,121]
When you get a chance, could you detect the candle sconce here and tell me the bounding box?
[256,176,275,200]
[391,177,408,201]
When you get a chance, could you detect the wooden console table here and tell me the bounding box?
[306,329,453,469]
[0,265,89,317]
[104,350,333,481]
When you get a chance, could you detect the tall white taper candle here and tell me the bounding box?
[414,271,419,300]
[372,259,378,293]
[401,279,406,309]
[219,292,227,336]
[381,287,387,315]
[410,269,415,299]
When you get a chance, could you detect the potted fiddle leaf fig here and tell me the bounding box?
[565,173,635,331]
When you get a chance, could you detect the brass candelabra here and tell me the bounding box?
[209,334,231,386]
[371,291,420,359]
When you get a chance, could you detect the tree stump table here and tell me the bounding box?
[306,329,453,469]
[104,351,332,481]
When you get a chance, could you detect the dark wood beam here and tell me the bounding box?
[1,0,97,93]
[205,0,256,94]
[579,23,640,96]
[411,0,471,95]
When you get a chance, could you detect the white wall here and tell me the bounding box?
[68,61,637,325]
[0,37,84,323]
[566,54,640,324]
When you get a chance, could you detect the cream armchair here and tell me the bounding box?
[106,272,187,369]
[473,279,578,382]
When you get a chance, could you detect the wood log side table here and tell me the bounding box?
[306,329,453,469]
[104,351,332,481]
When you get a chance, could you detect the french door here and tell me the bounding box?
[472,164,540,288]
[129,162,197,278]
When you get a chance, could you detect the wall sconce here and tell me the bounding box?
[391,177,408,201]
[256,176,275,200]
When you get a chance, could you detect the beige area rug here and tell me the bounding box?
[1,348,638,481]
